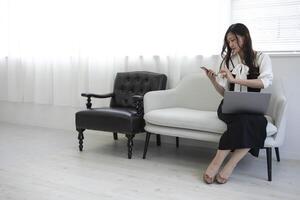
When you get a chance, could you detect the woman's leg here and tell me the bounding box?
[204,149,230,183]
[217,148,250,183]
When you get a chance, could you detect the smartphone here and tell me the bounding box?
[201,66,218,77]
[200,66,209,72]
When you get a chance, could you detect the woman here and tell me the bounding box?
[203,23,273,184]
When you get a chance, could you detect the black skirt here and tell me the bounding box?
[217,99,268,157]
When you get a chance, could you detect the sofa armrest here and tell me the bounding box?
[272,95,287,127]
[144,89,178,113]
[271,95,288,146]
[264,78,288,147]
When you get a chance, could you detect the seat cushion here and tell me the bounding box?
[76,107,144,133]
[144,108,277,137]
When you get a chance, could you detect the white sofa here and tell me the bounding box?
[142,73,287,181]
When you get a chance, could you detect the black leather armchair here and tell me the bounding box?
[75,71,167,158]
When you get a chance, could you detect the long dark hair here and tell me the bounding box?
[221,23,256,70]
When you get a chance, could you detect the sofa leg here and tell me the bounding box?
[266,147,272,181]
[113,132,118,140]
[126,134,135,159]
[76,128,85,151]
[176,137,179,148]
[156,134,161,146]
[143,132,151,159]
[275,147,280,162]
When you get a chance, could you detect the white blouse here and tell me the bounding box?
[217,52,273,92]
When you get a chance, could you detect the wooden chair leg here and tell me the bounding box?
[76,128,85,151]
[176,137,179,148]
[275,147,280,162]
[113,132,118,140]
[126,134,135,159]
[156,134,161,146]
[143,132,151,159]
[266,147,272,181]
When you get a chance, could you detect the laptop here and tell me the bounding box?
[222,91,271,114]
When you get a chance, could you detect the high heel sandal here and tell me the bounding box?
[216,173,228,184]
[203,173,215,184]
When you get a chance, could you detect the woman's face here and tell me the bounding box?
[226,32,244,55]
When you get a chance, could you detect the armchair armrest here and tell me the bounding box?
[81,93,114,98]
[132,95,143,101]
[81,93,114,109]
[144,89,178,114]
[133,95,144,116]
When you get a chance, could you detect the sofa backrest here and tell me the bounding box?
[174,73,222,111]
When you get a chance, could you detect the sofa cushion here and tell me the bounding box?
[144,107,277,137]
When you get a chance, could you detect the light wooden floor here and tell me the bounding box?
[0,122,299,200]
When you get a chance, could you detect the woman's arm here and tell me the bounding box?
[233,78,264,89]
[257,53,273,88]
[212,79,225,96]
[220,53,273,89]
[220,66,264,89]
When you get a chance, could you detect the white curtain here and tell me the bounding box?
[0,0,230,107]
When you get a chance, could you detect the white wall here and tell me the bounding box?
[269,54,300,160]
[0,54,299,160]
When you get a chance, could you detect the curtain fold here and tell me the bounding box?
[0,55,224,107]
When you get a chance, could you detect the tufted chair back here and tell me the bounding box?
[110,71,167,108]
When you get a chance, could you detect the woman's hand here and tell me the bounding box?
[203,68,225,97]
[205,69,217,83]
[220,66,235,83]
